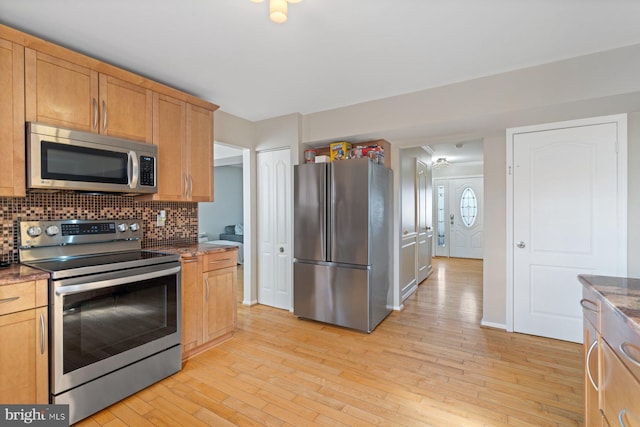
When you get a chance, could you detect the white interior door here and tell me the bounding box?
[257,149,292,310]
[510,115,627,343]
[449,177,483,259]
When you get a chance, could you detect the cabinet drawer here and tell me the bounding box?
[203,251,237,272]
[601,300,640,383]
[0,281,42,316]
[601,341,640,426]
[581,285,601,331]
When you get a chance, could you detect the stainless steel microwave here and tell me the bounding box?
[27,122,158,194]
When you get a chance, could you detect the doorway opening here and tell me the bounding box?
[430,139,484,260]
[199,142,252,305]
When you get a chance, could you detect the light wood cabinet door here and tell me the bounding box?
[99,74,152,143]
[202,266,237,342]
[186,104,214,202]
[153,93,186,201]
[584,318,603,426]
[601,340,640,426]
[25,49,153,143]
[0,306,48,404]
[0,38,25,197]
[148,98,214,202]
[25,48,99,132]
[181,256,202,357]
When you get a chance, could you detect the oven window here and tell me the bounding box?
[62,274,177,374]
[41,141,129,184]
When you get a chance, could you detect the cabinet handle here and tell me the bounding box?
[205,277,210,301]
[579,298,598,313]
[184,175,189,197]
[189,176,193,198]
[40,313,45,355]
[0,296,19,304]
[102,100,107,131]
[586,339,599,391]
[92,98,98,129]
[619,342,640,368]
[618,409,628,427]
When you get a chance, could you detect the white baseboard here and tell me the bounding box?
[480,319,506,330]
[242,299,258,306]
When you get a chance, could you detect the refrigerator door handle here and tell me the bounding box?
[326,164,332,261]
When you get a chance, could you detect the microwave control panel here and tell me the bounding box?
[140,156,156,187]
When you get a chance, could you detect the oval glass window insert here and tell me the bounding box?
[460,187,477,227]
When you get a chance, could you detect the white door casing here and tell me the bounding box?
[257,149,292,310]
[507,114,627,343]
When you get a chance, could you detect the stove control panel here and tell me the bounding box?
[19,219,143,248]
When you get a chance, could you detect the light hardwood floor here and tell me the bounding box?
[76,258,584,426]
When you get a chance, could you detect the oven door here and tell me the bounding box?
[51,262,181,395]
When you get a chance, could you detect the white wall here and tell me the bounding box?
[217,43,640,321]
[432,161,483,179]
[481,133,508,327]
[626,112,640,277]
[198,166,243,240]
[302,43,640,145]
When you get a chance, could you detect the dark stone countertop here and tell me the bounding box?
[578,274,640,335]
[155,243,238,259]
[0,264,50,285]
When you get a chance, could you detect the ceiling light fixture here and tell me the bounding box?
[433,158,450,169]
[251,0,301,24]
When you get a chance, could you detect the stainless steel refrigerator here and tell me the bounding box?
[293,157,393,333]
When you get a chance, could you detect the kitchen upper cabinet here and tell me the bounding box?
[0,279,49,404]
[187,104,214,202]
[25,48,152,143]
[149,94,214,202]
[153,94,187,201]
[0,38,25,197]
[98,74,152,142]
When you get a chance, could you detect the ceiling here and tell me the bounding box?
[2,0,640,126]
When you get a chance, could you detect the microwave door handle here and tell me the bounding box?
[128,151,139,189]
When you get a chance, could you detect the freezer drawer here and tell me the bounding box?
[294,261,370,332]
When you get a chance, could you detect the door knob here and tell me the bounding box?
[516,241,526,249]
[279,247,284,253]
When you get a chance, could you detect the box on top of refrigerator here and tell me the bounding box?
[329,142,351,161]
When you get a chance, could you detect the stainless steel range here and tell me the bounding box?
[19,219,182,424]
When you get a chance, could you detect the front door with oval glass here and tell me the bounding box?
[435,177,484,259]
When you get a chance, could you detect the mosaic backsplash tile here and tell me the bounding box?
[1,192,198,264]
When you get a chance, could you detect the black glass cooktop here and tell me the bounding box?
[24,250,180,279]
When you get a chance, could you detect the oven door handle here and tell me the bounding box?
[55,266,181,296]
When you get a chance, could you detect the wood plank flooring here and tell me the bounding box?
[76,258,584,426]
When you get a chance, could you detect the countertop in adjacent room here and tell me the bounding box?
[578,274,640,335]
[0,264,50,285]
[156,243,238,258]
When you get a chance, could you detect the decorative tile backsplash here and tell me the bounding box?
[0,193,198,264]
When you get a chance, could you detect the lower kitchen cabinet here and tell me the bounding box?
[580,276,640,427]
[181,249,237,361]
[0,279,48,404]
[203,266,237,342]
